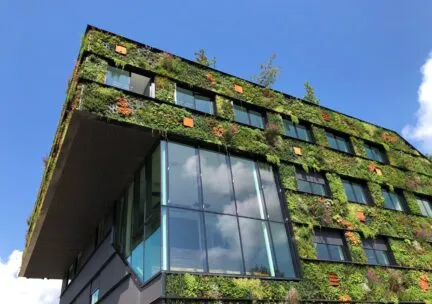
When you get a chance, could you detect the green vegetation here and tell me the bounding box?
[303,81,320,104]
[194,49,216,68]
[251,54,280,88]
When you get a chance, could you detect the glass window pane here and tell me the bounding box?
[167,142,200,209]
[418,200,428,216]
[234,105,250,125]
[311,183,326,196]
[365,248,377,264]
[176,87,195,110]
[373,148,385,162]
[130,73,151,95]
[296,125,311,142]
[336,137,350,153]
[143,212,161,281]
[249,110,264,128]
[326,133,338,150]
[200,149,235,214]
[284,120,297,138]
[352,183,368,203]
[382,190,394,209]
[390,192,403,211]
[168,208,206,272]
[195,95,214,114]
[259,163,283,221]
[205,213,243,274]
[270,222,295,278]
[231,156,265,218]
[239,218,273,276]
[375,250,390,265]
[297,180,312,194]
[106,66,130,90]
[328,245,345,261]
[342,181,356,202]
[365,146,375,160]
[90,289,99,304]
[315,243,330,260]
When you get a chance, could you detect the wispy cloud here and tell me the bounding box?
[0,250,61,304]
[402,52,432,153]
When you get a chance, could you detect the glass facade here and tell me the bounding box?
[362,238,393,266]
[326,131,352,153]
[295,168,329,196]
[313,230,348,261]
[176,87,214,114]
[283,120,313,142]
[382,189,407,212]
[342,179,371,204]
[114,141,297,283]
[364,143,387,163]
[233,104,265,128]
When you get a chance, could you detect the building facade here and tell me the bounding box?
[20,26,432,303]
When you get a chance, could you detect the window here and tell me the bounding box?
[90,289,99,304]
[175,87,214,114]
[326,131,353,153]
[382,189,407,212]
[342,179,372,204]
[106,66,153,96]
[362,237,393,265]
[163,141,296,278]
[233,104,264,128]
[364,142,387,163]
[295,168,329,196]
[417,196,432,217]
[283,119,313,142]
[313,230,348,261]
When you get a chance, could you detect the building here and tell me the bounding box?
[20,25,432,304]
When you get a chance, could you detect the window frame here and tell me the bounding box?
[364,142,388,164]
[175,85,215,115]
[295,167,330,197]
[382,188,408,212]
[233,103,266,129]
[417,196,432,217]
[312,229,350,262]
[162,141,299,279]
[282,118,314,143]
[325,130,353,154]
[362,237,395,266]
[341,178,373,204]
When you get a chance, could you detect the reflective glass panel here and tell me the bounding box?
[249,110,264,128]
[205,213,243,274]
[106,66,130,90]
[296,125,311,142]
[270,222,295,278]
[259,163,283,221]
[239,218,273,276]
[315,243,329,260]
[234,105,250,125]
[200,149,235,214]
[168,208,206,272]
[352,183,368,203]
[342,181,356,202]
[167,142,200,209]
[176,87,195,110]
[195,95,214,114]
[284,120,297,138]
[326,133,338,150]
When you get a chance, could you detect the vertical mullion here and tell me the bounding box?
[227,153,247,275]
[196,147,209,273]
[161,141,168,271]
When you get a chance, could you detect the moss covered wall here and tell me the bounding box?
[25,27,432,302]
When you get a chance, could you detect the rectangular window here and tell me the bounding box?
[417,196,432,217]
[175,87,214,114]
[283,119,313,142]
[364,142,387,163]
[362,237,393,265]
[382,189,407,212]
[295,168,329,196]
[106,66,153,96]
[313,230,348,261]
[326,131,353,153]
[233,104,264,128]
[342,179,372,204]
[90,289,99,304]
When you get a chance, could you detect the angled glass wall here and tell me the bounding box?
[114,141,298,283]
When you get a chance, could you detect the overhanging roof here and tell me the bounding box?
[20,111,158,279]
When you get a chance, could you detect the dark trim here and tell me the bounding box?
[94,272,131,304]
[84,24,427,161]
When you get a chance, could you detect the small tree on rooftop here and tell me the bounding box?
[304,81,320,104]
[194,49,216,68]
[252,54,280,88]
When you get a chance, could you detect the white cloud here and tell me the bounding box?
[0,250,61,304]
[402,52,432,153]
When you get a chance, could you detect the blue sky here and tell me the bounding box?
[1,0,432,263]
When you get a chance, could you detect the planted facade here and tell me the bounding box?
[20,26,432,304]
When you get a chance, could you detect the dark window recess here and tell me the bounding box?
[295,168,329,196]
[362,237,394,265]
[106,66,152,96]
[342,179,372,204]
[283,119,313,142]
[326,131,353,153]
[382,189,407,212]
[176,87,214,114]
[417,196,432,217]
[313,230,348,261]
[364,142,387,163]
[233,104,264,128]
